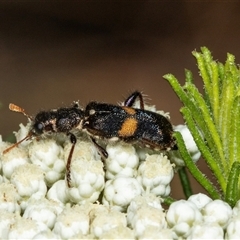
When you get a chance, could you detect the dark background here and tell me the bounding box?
[1,1,239,199]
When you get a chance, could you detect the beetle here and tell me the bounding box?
[3,91,177,187]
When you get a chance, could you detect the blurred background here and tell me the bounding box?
[1,1,240,199]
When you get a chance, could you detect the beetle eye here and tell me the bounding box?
[37,123,44,130]
[89,109,95,115]
[33,122,44,135]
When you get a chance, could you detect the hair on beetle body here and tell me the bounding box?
[3,91,177,188]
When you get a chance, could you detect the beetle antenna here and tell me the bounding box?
[9,103,33,121]
[3,132,33,154]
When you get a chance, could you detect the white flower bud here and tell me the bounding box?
[53,205,89,239]
[166,200,202,238]
[131,205,167,238]
[137,154,174,197]
[28,138,65,186]
[225,216,240,239]
[188,193,212,210]
[102,177,142,212]
[23,198,63,229]
[2,147,29,181]
[0,183,21,213]
[105,143,139,180]
[10,163,47,210]
[101,225,135,239]
[6,216,49,239]
[32,229,58,239]
[67,159,105,204]
[232,199,240,217]
[47,180,69,204]
[91,209,127,238]
[69,233,95,239]
[0,210,17,239]
[127,194,163,226]
[187,222,224,239]
[88,203,109,222]
[138,226,173,239]
[202,199,232,229]
[63,139,101,163]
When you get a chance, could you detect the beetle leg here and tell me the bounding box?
[124,91,145,109]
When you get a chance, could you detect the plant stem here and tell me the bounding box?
[178,167,192,199]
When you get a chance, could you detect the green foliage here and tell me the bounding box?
[164,47,240,206]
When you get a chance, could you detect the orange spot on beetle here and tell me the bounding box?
[118,118,137,137]
[122,106,136,115]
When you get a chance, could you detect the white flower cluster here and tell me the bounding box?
[0,122,175,239]
[167,193,239,239]
[0,123,236,239]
